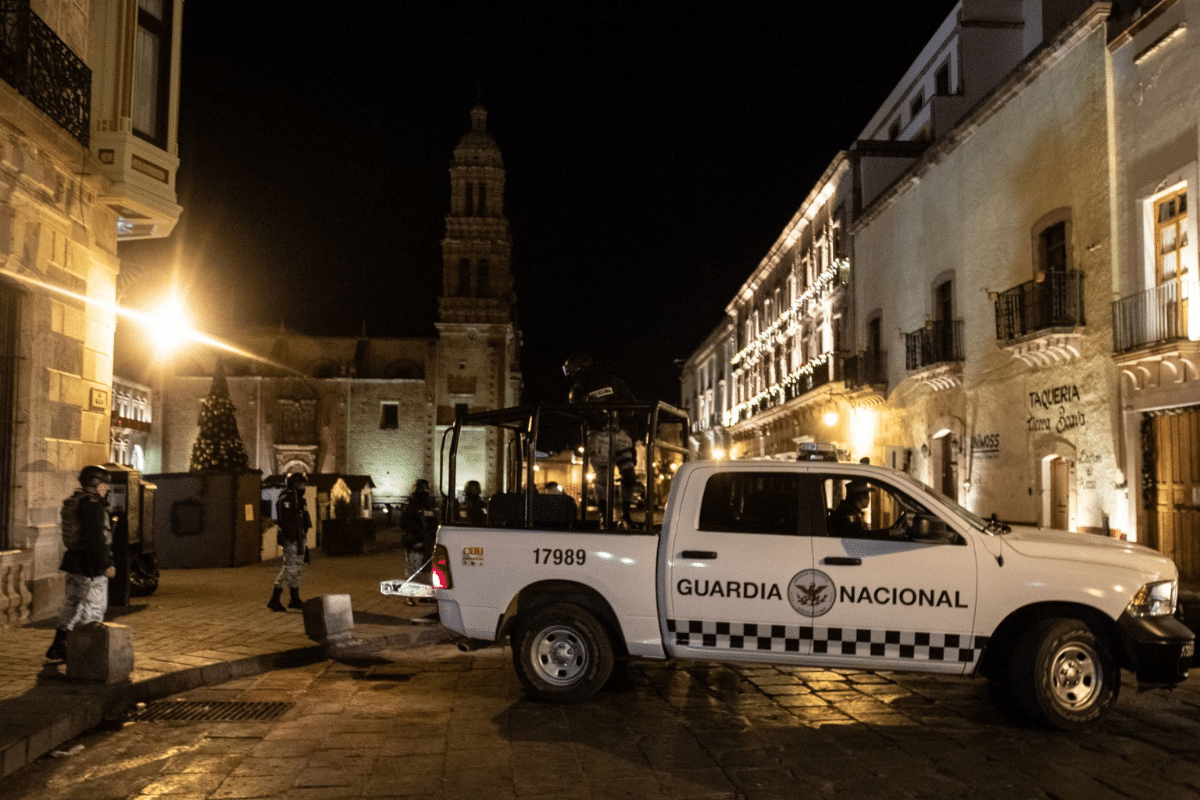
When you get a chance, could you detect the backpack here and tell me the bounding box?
[60,490,86,550]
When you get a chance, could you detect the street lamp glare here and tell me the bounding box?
[149,295,193,355]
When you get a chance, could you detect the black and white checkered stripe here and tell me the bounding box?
[666,619,987,663]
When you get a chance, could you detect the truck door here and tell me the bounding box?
[664,468,819,663]
[810,475,979,674]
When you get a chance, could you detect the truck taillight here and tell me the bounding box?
[431,544,452,590]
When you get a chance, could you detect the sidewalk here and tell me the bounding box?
[0,529,453,779]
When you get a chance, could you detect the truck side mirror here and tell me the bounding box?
[910,514,956,544]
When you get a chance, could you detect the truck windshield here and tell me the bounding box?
[910,479,989,531]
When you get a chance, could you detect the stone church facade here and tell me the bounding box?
[155,106,521,505]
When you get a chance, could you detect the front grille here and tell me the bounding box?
[125,700,293,723]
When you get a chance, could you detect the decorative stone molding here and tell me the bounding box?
[1003,332,1084,367]
[0,549,34,626]
[909,363,962,392]
[1116,340,1200,393]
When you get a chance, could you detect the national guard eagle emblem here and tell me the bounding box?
[788,569,836,617]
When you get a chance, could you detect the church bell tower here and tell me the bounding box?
[435,106,522,495]
[439,105,514,325]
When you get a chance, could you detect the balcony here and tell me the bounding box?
[905,320,963,391]
[844,350,888,405]
[0,0,90,146]
[1112,281,1200,398]
[1112,282,1187,353]
[994,271,1086,366]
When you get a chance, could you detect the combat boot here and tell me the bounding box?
[45,628,68,661]
[267,586,285,612]
[288,588,303,609]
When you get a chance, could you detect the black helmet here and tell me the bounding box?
[845,479,870,497]
[79,465,112,487]
[562,352,593,378]
[286,472,308,489]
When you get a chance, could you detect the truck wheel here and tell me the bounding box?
[1010,617,1118,731]
[512,603,614,703]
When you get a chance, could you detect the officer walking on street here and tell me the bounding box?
[46,465,115,661]
[268,473,312,612]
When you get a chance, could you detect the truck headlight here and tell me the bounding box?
[1126,580,1177,617]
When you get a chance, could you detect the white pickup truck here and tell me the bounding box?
[409,403,1193,731]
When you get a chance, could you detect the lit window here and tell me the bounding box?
[133,0,172,146]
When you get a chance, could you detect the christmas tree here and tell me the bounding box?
[189,361,250,472]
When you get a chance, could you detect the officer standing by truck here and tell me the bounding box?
[563,352,641,528]
[45,465,115,661]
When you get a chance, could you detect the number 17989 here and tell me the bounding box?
[533,548,586,566]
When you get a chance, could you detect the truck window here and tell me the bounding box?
[821,476,929,540]
[698,472,801,535]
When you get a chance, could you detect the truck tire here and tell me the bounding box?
[512,603,614,703]
[1010,617,1118,731]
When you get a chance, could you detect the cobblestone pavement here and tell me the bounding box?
[4,640,1199,800]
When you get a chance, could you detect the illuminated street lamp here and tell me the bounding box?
[145,293,194,356]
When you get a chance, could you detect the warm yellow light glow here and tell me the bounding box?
[147,293,194,355]
[823,411,838,427]
[712,448,726,460]
[850,407,878,460]
[585,472,596,482]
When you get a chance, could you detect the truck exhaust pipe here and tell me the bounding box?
[456,639,493,653]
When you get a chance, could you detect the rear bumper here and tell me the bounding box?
[1118,613,1194,687]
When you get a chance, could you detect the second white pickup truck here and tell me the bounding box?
[416,403,1193,731]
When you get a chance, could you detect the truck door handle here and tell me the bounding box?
[681,550,718,559]
[823,557,862,566]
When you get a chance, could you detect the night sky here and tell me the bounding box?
[121,1,959,405]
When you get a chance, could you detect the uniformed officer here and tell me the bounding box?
[268,473,312,612]
[45,465,115,661]
[563,352,640,527]
[828,479,871,536]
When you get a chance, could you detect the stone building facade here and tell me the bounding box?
[155,106,521,506]
[681,1,1200,575]
[0,0,184,621]
[1109,0,1200,578]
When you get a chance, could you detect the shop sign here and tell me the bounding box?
[1027,384,1086,433]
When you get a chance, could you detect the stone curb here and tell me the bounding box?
[0,624,451,779]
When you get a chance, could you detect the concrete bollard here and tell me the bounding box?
[302,594,355,644]
[66,622,134,684]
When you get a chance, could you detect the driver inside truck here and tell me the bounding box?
[828,479,871,537]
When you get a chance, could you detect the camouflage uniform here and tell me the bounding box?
[56,491,114,630]
[274,486,310,590]
[58,573,109,629]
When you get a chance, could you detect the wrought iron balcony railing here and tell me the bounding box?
[1112,282,1188,353]
[0,0,90,146]
[844,350,888,390]
[906,320,963,371]
[994,270,1085,343]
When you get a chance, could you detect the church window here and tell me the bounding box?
[478,259,490,296]
[458,258,471,295]
[464,184,474,216]
[278,399,316,442]
[478,183,487,215]
[134,0,172,147]
[380,402,399,430]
